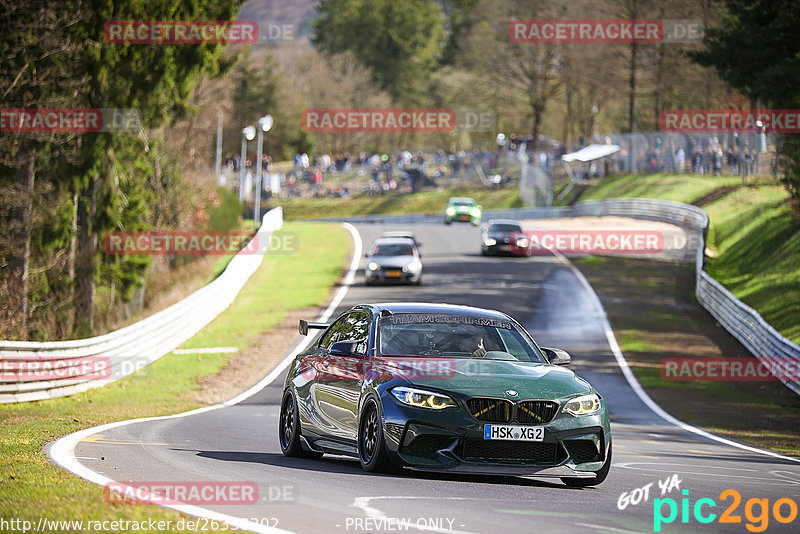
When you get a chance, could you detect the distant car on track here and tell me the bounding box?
[481,219,531,256]
[380,231,422,248]
[364,238,423,286]
[279,303,612,486]
[445,197,481,225]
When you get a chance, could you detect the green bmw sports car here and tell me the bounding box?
[279,303,612,486]
[445,197,482,225]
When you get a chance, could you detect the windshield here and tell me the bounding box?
[372,243,414,256]
[378,314,546,363]
[452,200,474,207]
[489,224,522,233]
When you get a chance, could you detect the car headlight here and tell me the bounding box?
[390,387,455,410]
[516,237,529,247]
[446,207,456,216]
[563,394,601,416]
[484,238,496,246]
[403,260,421,273]
[367,262,380,271]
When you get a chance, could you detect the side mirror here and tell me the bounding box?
[299,319,330,336]
[542,347,571,365]
[364,253,370,258]
[329,340,362,357]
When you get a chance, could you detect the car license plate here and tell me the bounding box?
[385,270,402,278]
[500,245,510,251]
[459,215,470,220]
[484,425,544,441]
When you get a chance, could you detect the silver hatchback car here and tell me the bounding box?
[364,238,423,285]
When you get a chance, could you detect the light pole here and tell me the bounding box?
[215,111,223,186]
[239,126,256,203]
[253,114,274,229]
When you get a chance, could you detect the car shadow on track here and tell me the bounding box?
[185,449,580,489]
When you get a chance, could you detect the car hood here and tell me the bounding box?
[397,359,593,399]
[369,255,415,268]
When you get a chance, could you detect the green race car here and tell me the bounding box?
[445,197,482,225]
[280,302,612,486]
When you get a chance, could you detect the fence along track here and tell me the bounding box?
[0,208,283,403]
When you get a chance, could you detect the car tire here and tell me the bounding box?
[279,389,323,459]
[561,442,611,487]
[358,400,398,473]
[481,248,487,256]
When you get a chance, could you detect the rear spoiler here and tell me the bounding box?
[299,319,330,336]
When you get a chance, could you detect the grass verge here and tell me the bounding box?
[574,256,800,457]
[272,187,523,221]
[702,186,800,342]
[0,221,350,533]
[578,173,744,204]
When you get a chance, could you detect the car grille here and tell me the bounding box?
[404,435,455,455]
[466,398,512,422]
[564,440,600,463]
[465,398,559,424]
[516,401,560,424]
[462,440,564,464]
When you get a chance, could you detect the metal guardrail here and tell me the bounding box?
[318,198,800,395]
[0,208,284,403]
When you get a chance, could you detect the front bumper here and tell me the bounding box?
[446,212,481,224]
[484,242,529,256]
[365,268,421,284]
[380,393,610,477]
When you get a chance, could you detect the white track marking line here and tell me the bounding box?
[49,223,362,534]
[574,523,642,534]
[554,250,800,465]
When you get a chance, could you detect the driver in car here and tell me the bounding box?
[456,326,487,358]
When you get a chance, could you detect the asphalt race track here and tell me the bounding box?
[62,223,800,534]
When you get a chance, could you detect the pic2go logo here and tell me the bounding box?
[654,489,798,532]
